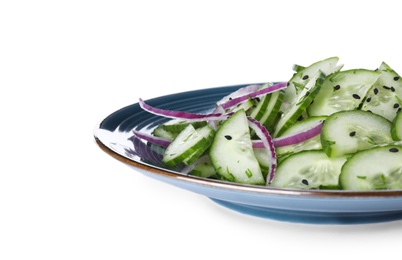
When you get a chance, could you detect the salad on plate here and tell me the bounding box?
[132,57,402,191]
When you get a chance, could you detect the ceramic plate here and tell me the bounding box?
[94,83,402,224]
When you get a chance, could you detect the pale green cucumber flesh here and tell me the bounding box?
[361,62,402,121]
[209,109,265,185]
[162,124,214,167]
[307,69,380,116]
[274,71,325,137]
[270,150,347,189]
[340,145,402,190]
[321,110,392,157]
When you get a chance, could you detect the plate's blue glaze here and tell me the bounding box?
[94,83,402,224]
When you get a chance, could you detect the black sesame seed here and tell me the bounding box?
[398,108,402,113]
[224,135,232,140]
[374,88,379,95]
[287,82,290,86]
[383,85,391,90]
[254,97,261,102]
[301,179,309,185]
[366,97,372,102]
[389,147,399,153]
[353,94,361,99]
[349,131,356,137]
[334,85,341,91]
[391,87,396,92]
[302,75,309,80]
[394,103,400,109]
[229,97,232,100]
[394,76,400,81]
[297,115,304,121]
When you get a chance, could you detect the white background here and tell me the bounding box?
[2,1,402,259]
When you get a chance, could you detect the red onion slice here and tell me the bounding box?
[221,82,287,110]
[139,98,229,122]
[247,117,277,185]
[273,121,323,147]
[132,130,171,147]
[216,84,262,106]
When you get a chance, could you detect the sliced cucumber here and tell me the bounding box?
[161,119,207,133]
[270,150,347,189]
[162,124,214,167]
[321,110,392,157]
[307,69,380,116]
[182,125,215,165]
[275,116,326,161]
[391,111,402,141]
[361,62,402,121]
[281,57,342,116]
[188,154,217,178]
[255,89,284,132]
[152,124,178,141]
[209,109,265,185]
[340,145,402,190]
[273,71,325,137]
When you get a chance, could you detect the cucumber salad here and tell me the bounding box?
[134,57,402,191]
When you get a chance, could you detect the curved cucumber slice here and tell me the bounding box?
[281,57,342,115]
[307,69,380,116]
[274,71,325,137]
[249,86,284,132]
[270,150,347,189]
[361,62,402,121]
[162,124,214,167]
[209,109,265,185]
[340,145,402,190]
[392,111,402,141]
[161,119,207,133]
[321,110,392,157]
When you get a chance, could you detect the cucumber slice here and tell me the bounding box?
[253,89,284,132]
[281,57,342,116]
[391,111,402,141]
[321,110,393,157]
[273,71,325,137]
[152,124,178,141]
[162,124,214,167]
[361,62,402,121]
[307,69,380,116]
[340,145,402,190]
[182,124,215,165]
[270,150,347,189]
[209,109,265,185]
[161,119,207,133]
[275,116,326,161]
[188,154,217,178]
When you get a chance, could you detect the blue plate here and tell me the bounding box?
[94,83,402,224]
